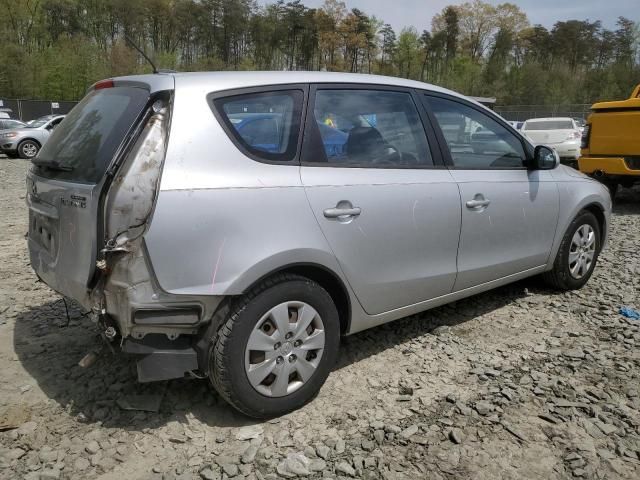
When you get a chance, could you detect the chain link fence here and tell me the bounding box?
[495,104,592,122]
[1,97,594,126]
[0,98,78,122]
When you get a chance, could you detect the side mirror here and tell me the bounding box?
[531,145,560,170]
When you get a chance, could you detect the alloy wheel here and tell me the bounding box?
[21,142,38,158]
[568,224,596,279]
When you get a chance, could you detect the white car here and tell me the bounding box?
[521,117,582,166]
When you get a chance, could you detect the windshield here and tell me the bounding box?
[26,117,52,128]
[524,120,574,130]
[35,87,149,184]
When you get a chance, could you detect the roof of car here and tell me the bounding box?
[112,71,476,106]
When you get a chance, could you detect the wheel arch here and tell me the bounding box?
[582,202,607,246]
[242,263,352,335]
[18,138,42,147]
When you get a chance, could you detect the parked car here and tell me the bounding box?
[521,117,582,167]
[0,119,26,130]
[573,117,586,133]
[508,120,523,130]
[27,72,611,418]
[0,114,65,159]
[578,84,640,198]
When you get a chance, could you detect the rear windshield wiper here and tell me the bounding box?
[31,159,74,172]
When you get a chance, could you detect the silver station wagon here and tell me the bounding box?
[27,72,611,418]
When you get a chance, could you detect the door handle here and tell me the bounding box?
[323,207,361,218]
[466,198,491,209]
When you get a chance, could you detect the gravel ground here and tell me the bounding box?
[1,158,639,480]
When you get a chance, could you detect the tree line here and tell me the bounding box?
[1,0,638,106]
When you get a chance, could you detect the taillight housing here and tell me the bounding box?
[94,79,114,90]
[581,125,591,149]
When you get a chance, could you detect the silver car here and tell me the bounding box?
[26,72,611,418]
[0,118,26,130]
[1,114,65,159]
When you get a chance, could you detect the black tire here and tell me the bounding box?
[17,140,40,159]
[209,274,340,418]
[542,210,601,290]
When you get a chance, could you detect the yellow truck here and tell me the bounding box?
[579,84,640,197]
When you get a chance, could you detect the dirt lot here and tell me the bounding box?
[1,158,639,480]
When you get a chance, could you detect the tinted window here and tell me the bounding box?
[214,90,303,162]
[524,120,574,130]
[48,117,64,129]
[307,89,432,167]
[35,87,149,183]
[427,96,526,169]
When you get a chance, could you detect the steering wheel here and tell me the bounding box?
[370,143,402,165]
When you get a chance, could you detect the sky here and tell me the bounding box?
[258,0,638,32]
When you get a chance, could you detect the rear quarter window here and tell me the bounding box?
[211,89,303,163]
[34,87,149,184]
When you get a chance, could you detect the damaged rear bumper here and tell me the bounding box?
[122,334,200,382]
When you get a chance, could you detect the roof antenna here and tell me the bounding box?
[124,34,158,74]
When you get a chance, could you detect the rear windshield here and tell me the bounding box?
[524,120,573,130]
[35,87,149,184]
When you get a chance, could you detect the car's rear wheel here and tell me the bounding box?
[542,210,601,290]
[17,140,40,159]
[209,274,340,418]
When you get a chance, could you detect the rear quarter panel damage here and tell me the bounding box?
[144,78,349,298]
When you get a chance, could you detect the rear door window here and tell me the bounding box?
[212,90,303,162]
[34,87,149,184]
[304,89,432,167]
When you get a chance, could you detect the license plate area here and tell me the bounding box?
[30,210,58,257]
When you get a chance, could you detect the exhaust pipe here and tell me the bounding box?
[593,170,605,178]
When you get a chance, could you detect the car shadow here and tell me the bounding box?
[335,278,545,370]
[613,185,640,215]
[13,276,549,430]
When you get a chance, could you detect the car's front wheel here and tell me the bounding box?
[209,274,340,418]
[17,140,40,159]
[543,210,601,290]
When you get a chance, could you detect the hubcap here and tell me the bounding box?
[568,224,596,279]
[244,301,325,397]
[22,142,38,158]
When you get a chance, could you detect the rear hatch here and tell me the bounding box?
[27,81,162,305]
[523,119,577,144]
